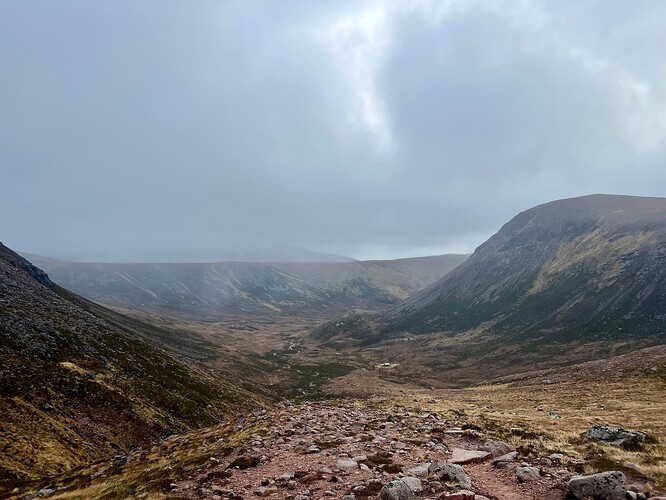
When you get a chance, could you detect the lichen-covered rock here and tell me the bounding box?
[567,471,627,500]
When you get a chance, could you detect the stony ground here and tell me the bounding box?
[167,401,585,500]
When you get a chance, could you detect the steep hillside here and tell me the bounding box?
[0,243,258,486]
[384,194,666,343]
[274,254,467,304]
[24,260,341,320]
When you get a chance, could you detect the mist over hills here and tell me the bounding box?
[21,246,357,265]
[25,254,467,320]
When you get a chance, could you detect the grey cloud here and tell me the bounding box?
[1,0,665,261]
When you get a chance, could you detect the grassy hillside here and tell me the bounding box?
[0,244,260,489]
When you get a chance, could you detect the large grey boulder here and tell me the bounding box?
[567,471,627,500]
[378,479,417,500]
[584,425,646,448]
[428,461,472,490]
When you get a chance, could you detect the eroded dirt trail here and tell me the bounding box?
[170,401,570,499]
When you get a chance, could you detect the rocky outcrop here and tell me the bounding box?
[584,425,647,449]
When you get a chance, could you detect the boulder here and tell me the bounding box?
[516,466,540,482]
[480,440,513,457]
[401,476,423,494]
[428,461,472,490]
[450,448,491,465]
[492,451,518,466]
[567,471,627,500]
[378,479,417,500]
[407,463,431,477]
[584,425,646,448]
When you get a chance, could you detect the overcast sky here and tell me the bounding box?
[2,1,666,261]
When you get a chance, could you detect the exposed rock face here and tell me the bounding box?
[584,425,647,448]
[378,479,417,500]
[567,471,627,500]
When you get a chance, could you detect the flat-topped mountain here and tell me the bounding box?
[384,194,666,343]
[23,260,339,320]
[0,243,256,483]
[25,254,467,320]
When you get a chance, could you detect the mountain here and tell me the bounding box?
[24,254,467,321]
[384,194,666,342]
[273,254,468,304]
[20,260,341,320]
[0,243,257,484]
[316,195,666,379]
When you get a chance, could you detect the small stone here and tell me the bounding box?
[336,459,358,469]
[440,490,475,500]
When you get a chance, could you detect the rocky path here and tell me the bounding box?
[168,401,581,500]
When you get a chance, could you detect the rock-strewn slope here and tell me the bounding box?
[0,243,256,485]
[17,401,654,500]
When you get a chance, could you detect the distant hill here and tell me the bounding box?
[274,254,468,304]
[25,254,467,320]
[0,243,257,484]
[23,246,356,264]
